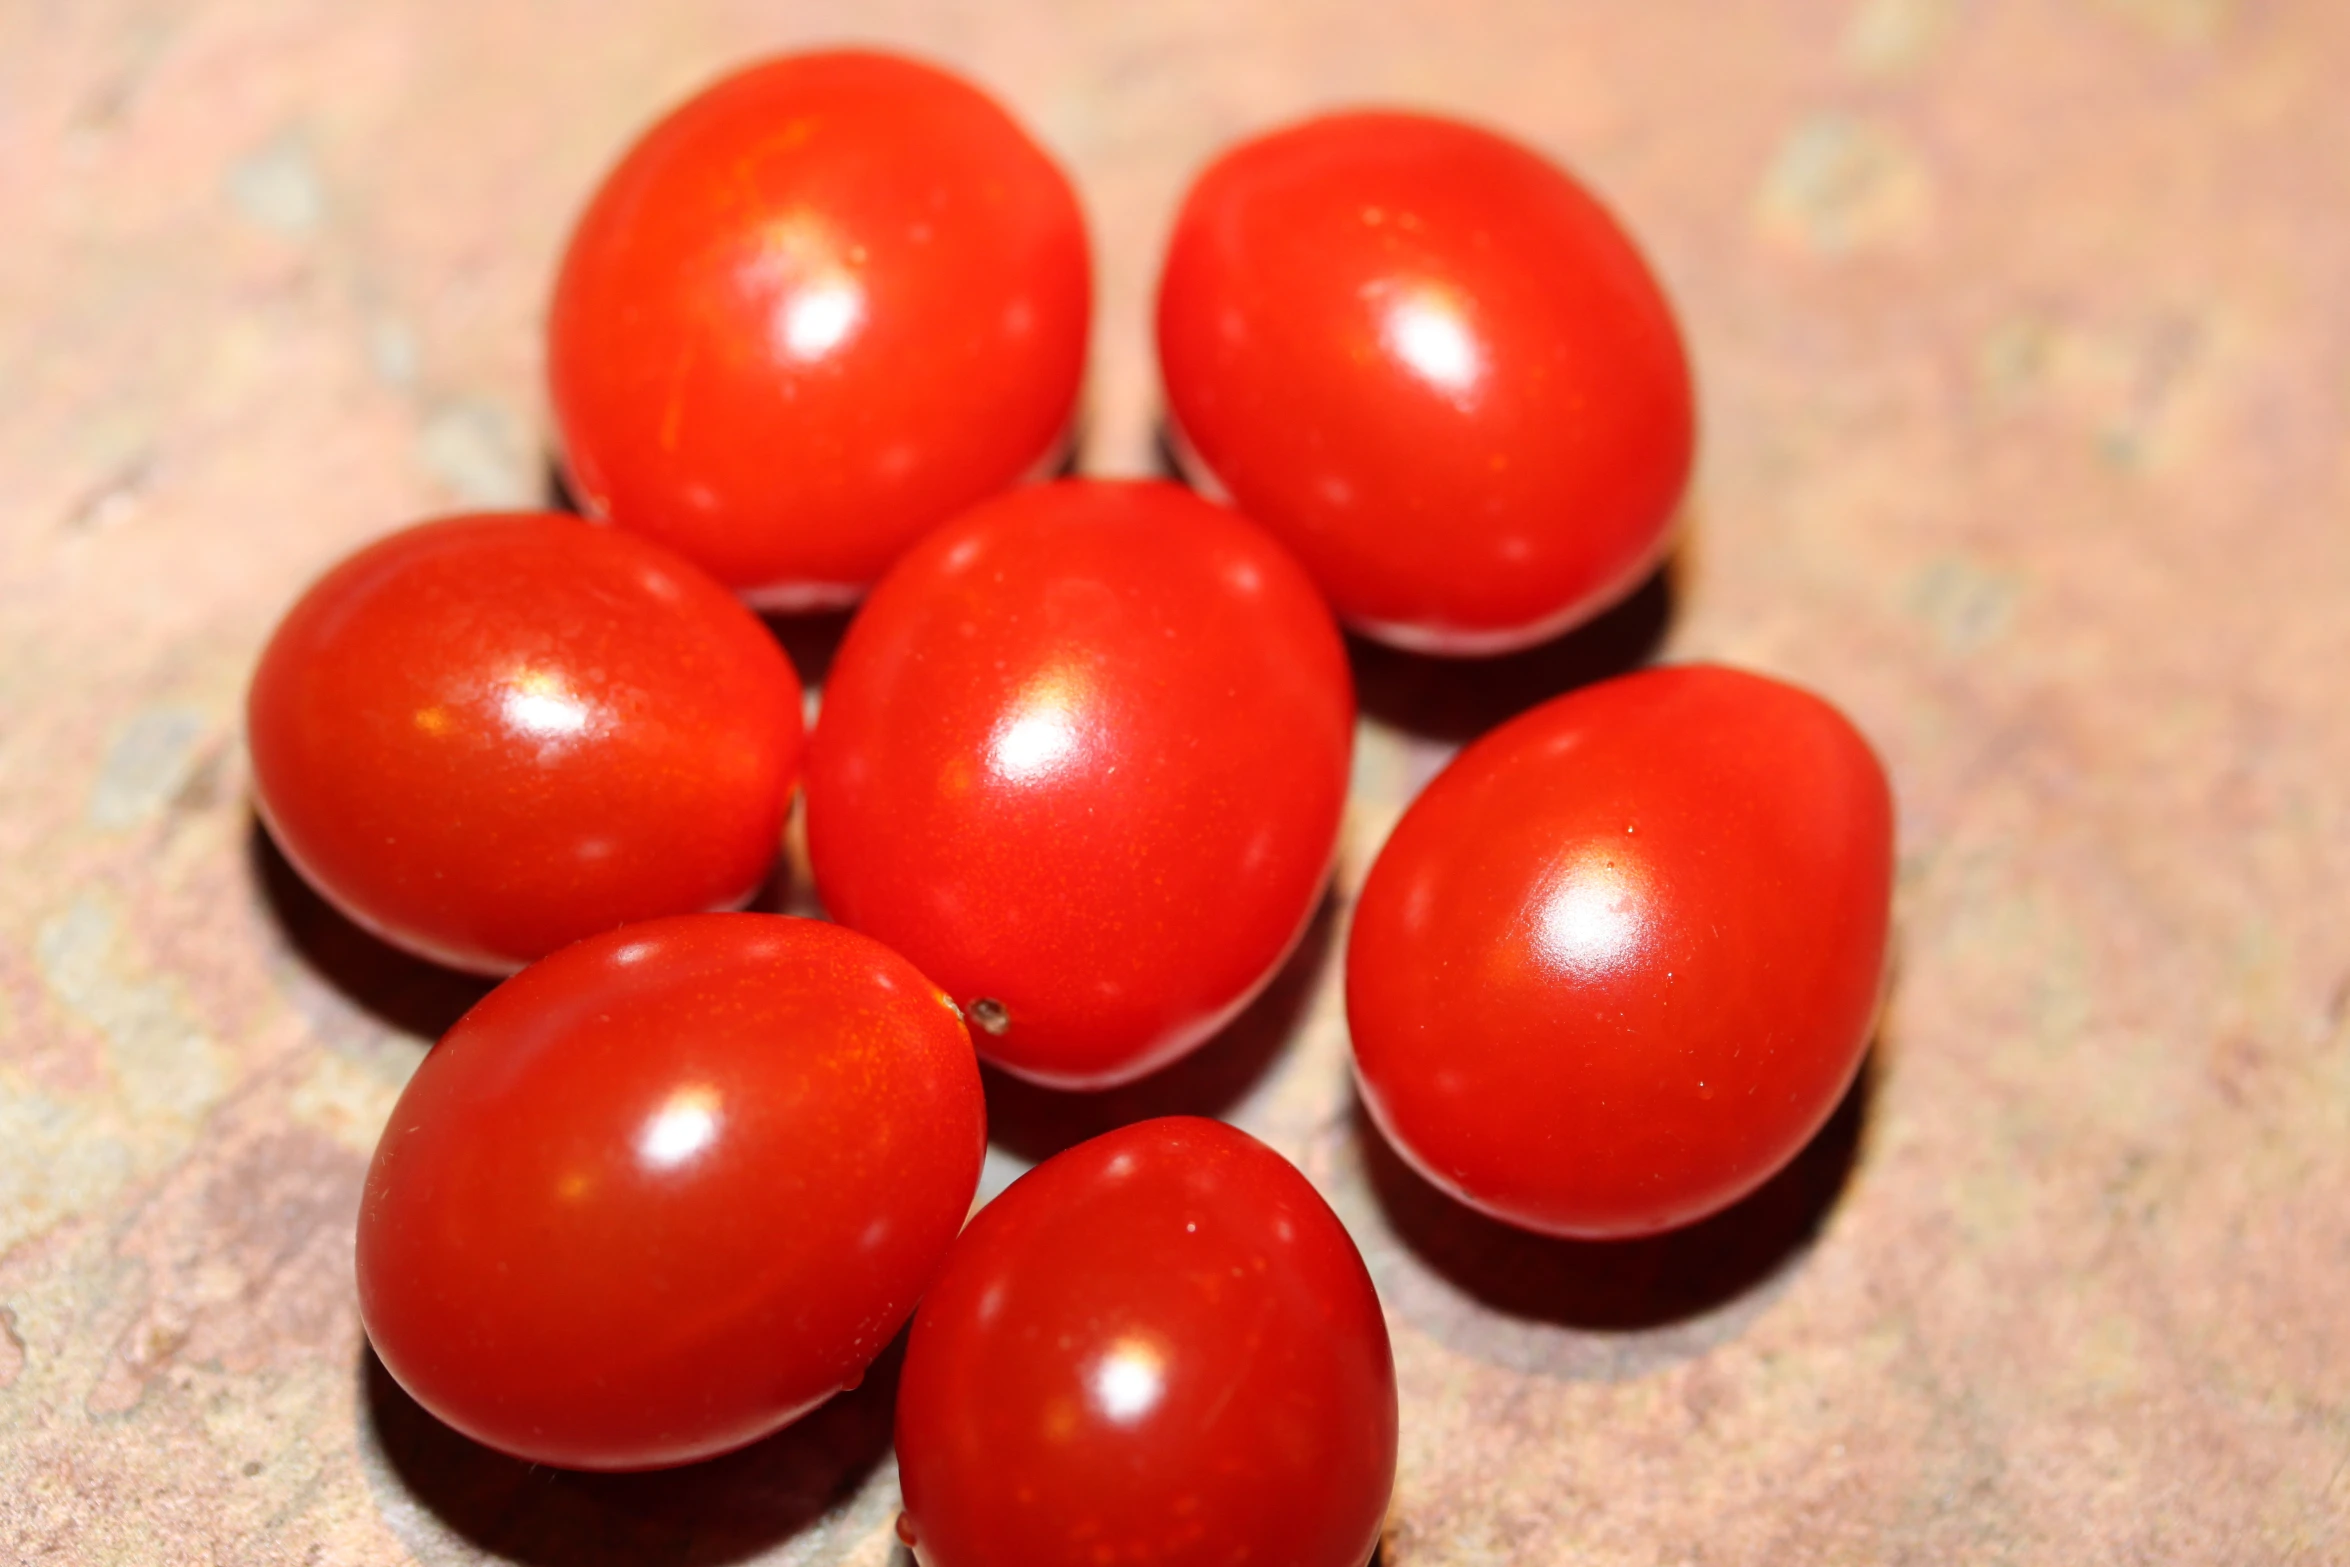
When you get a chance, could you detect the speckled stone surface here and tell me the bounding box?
[3,1,2347,1562]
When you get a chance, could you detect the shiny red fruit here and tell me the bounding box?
[247,513,802,975]
[549,50,1091,605]
[805,480,1353,1089]
[1347,664,1893,1238]
[1158,110,1694,655]
[896,1116,1395,1567]
[357,914,985,1471]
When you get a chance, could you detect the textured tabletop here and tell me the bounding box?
[3,1,2347,1562]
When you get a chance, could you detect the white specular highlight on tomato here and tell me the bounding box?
[1090,1338,1169,1425]
[638,1084,722,1170]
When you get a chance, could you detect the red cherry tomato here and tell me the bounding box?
[357,914,984,1471]
[804,480,1353,1089]
[549,50,1091,605]
[896,1116,1396,1567]
[1158,111,1694,655]
[1347,664,1892,1238]
[247,513,803,975]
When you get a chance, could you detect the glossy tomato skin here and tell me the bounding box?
[1158,111,1693,655]
[549,50,1090,604]
[357,914,985,1471]
[805,480,1353,1089]
[896,1116,1395,1567]
[1347,665,1892,1238]
[247,513,802,975]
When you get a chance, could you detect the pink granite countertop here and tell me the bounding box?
[3,1,2346,1561]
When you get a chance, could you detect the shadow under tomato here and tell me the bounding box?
[1345,552,1679,746]
[361,1335,903,1567]
[1148,414,1682,742]
[1356,1050,1875,1333]
[254,805,811,1034]
[546,447,859,692]
[249,814,494,1044]
[1149,417,1193,486]
[980,890,1338,1166]
[759,607,856,693]
[544,453,586,516]
[738,836,809,918]
[1044,417,1084,481]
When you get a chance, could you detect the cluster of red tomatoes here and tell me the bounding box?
[247,50,1892,1567]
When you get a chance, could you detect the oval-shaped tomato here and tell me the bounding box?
[804,480,1353,1089]
[247,513,803,975]
[549,50,1091,605]
[357,914,985,1471]
[896,1116,1395,1567]
[1347,664,1892,1238]
[1158,110,1693,655]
